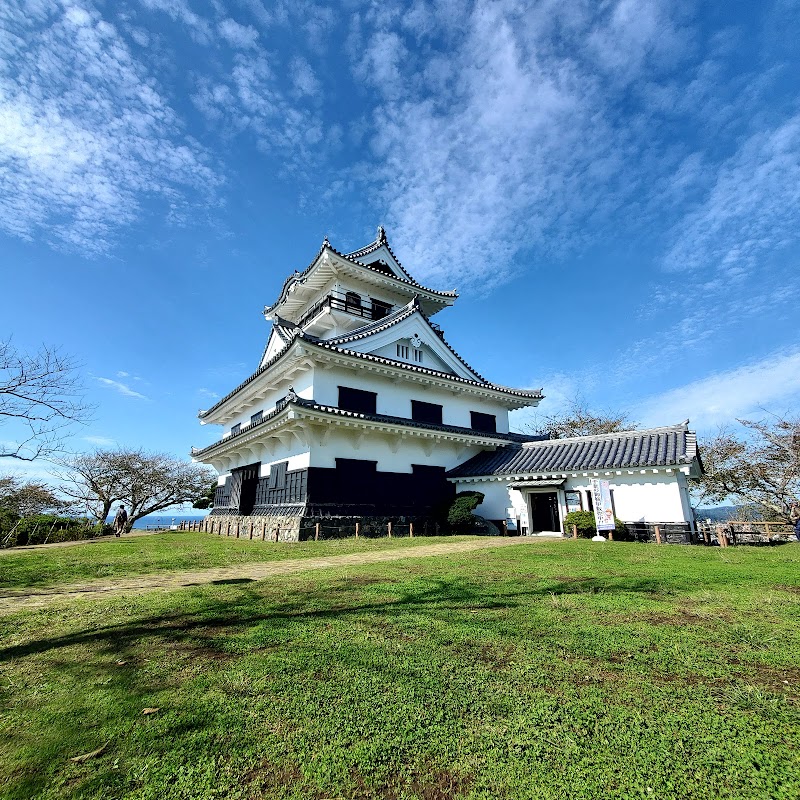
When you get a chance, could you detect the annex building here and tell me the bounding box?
[192,227,701,540]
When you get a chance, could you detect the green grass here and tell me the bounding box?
[1,540,799,799]
[0,531,476,589]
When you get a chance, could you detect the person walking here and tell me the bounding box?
[113,505,128,537]
[791,502,800,542]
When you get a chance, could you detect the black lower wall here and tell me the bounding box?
[213,459,455,518]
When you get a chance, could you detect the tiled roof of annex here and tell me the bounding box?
[446,424,699,479]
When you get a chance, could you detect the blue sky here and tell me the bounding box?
[1,0,799,479]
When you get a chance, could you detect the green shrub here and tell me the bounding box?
[0,515,105,548]
[447,491,485,532]
[563,510,628,539]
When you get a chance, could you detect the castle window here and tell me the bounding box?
[397,344,409,359]
[231,423,241,436]
[470,411,496,433]
[250,411,263,426]
[372,299,392,319]
[268,461,288,490]
[412,349,423,363]
[345,292,362,313]
[411,400,443,425]
[338,386,377,415]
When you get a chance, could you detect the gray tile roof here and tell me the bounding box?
[193,395,525,457]
[446,424,699,479]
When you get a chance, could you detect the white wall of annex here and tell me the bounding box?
[457,471,692,528]
[312,366,510,432]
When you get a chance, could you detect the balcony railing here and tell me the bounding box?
[297,292,393,329]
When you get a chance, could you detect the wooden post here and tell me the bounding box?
[654,525,662,544]
[315,522,320,541]
[226,521,231,537]
[388,521,392,538]
[409,522,414,538]
[355,521,360,539]
[261,522,266,541]
[572,524,578,540]
[608,527,614,541]
[703,527,710,545]
[249,522,254,540]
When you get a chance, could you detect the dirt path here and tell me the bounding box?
[0,537,555,614]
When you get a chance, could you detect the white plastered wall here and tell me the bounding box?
[312,365,511,433]
[456,469,694,530]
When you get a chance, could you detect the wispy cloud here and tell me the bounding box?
[83,435,117,447]
[634,347,800,431]
[0,1,220,254]
[94,376,149,400]
[218,18,259,49]
[197,387,219,400]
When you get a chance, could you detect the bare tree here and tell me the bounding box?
[54,450,130,525]
[693,414,800,522]
[0,339,93,460]
[522,396,638,439]
[57,448,214,531]
[0,474,67,516]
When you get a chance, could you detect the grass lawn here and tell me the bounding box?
[1,539,799,799]
[0,532,479,590]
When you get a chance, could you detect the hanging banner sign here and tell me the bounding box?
[590,479,615,531]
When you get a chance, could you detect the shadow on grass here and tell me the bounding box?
[0,574,687,664]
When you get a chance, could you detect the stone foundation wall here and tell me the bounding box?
[184,514,447,543]
[195,514,302,543]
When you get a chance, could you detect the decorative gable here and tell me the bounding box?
[327,306,484,382]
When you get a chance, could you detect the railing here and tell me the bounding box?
[297,292,393,329]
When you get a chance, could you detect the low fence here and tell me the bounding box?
[696,520,794,546]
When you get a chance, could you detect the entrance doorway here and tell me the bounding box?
[529,492,560,533]
[229,463,260,516]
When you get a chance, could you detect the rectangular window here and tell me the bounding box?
[470,411,497,433]
[231,423,241,436]
[396,344,409,359]
[268,461,288,490]
[371,299,392,319]
[338,386,377,415]
[412,349,423,363]
[250,410,263,426]
[411,400,443,425]
[565,490,582,513]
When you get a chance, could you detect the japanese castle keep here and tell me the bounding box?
[192,227,701,540]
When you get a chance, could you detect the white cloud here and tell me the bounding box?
[290,56,320,97]
[83,435,117,447]
[633,347,800,431]
[197,387,219,400]
[137,0,212,44]
[218,18,259,49]
[116,370,129,378]
[663,114,800,279]
[94,376,149,400]
[0,1,220,254]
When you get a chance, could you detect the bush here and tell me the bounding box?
[0,514,105,548]
[447,491,485,532]
[563,510,628,539]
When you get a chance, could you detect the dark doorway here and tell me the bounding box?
[529,492,560,532]
[230,463,260,515]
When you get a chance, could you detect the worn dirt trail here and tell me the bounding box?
[0,537,556,614]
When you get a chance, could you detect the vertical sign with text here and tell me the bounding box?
[590,479,615,531]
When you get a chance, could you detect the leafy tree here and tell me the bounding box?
[0,339,93,460]
[57,449,215,531]
[523,397,637,439]
[192,480,217,510]
[0,474,66,517]
[447,491,485,531]
[694,414,800,523]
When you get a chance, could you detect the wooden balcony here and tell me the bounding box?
[297,292,393,330]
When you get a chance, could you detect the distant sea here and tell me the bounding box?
[104,513,210,530]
